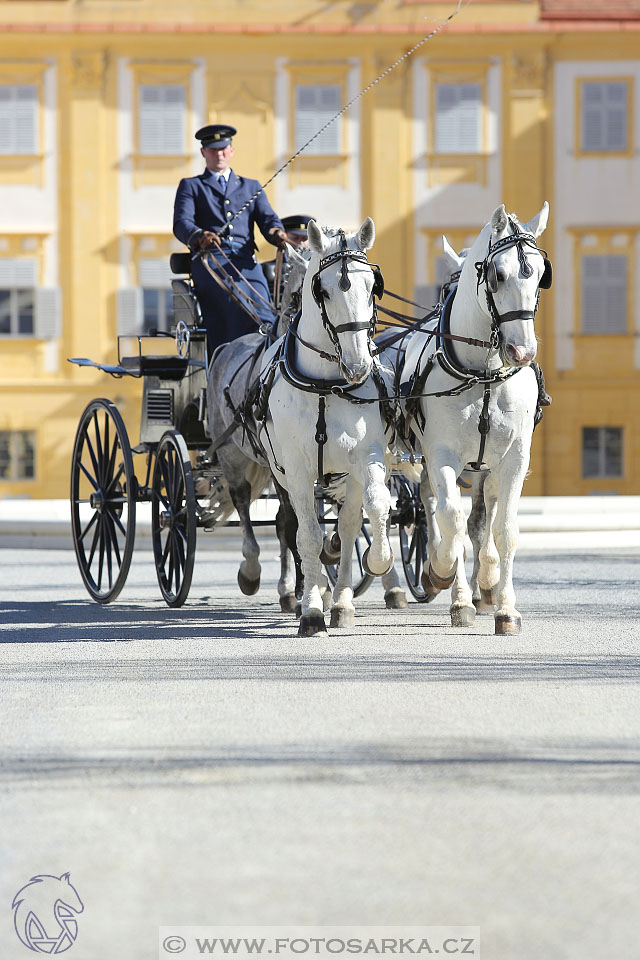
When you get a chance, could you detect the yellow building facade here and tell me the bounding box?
[0,0,638,497]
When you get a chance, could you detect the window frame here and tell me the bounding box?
[576,76,634,158]
[137,82,188,158]
[573,230,634,338]
[0,430,37,482]
[581,426,624,479]
[285,62,351,188]
[426,61,491,187]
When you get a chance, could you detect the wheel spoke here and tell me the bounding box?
[78,511,99,544]
[87,516,101,569]
[78,459,99,492]
[167,539,175,591]
[92,411,104,486]
[172,536,182,591]
[105,512,122,568]
[161,533,171,568]
[102,512,114,589]
[83,433,101,487]
[111,509,127,538]
[97,519,105,590]
[103,413,111,484]
[106,461,124,495]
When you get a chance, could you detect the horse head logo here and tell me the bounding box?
[12,873,84,954]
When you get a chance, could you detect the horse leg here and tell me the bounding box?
[467,472,493,612]
[421,461,473,620]
[217,447,261,596]
[382,518,408,609]
[477,472,500,611]
[491,456,528,635]
[329,481,363,629]
[285,474,327,636]
[274,481,302,613]
[360,455,393,577]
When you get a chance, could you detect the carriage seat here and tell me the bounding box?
[120,355,189,380]
[170,252,192,275]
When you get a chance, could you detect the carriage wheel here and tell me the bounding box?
[151,430,196,607]
[316,494,374,598]
[70,398,136,604]
[391,475,431,602]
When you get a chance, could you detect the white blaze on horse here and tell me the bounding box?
[402,202,552,634]
[257,218,395,636]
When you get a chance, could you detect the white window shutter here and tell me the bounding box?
[605,255,627,333]
[295,84,341,154]
[34,287,61,339]
[139,84,185,155]
[0,85,37,155]
[138,257,173,288]
[582,81,627,152]
[582,255,627,334]
[0,257,38,287]
[117,287,143,335]
[435,83,481,154]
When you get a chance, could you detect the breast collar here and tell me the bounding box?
[436,289,519,386]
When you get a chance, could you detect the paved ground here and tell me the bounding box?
[1,537,639,960]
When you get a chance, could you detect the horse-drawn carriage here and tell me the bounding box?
[70,201,551,635]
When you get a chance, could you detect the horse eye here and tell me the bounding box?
[495,267,507,284]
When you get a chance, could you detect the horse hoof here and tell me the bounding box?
[384,587,409,610]
[473,588,495,613]
[451,604,476,627]
[362,546,394,577]
[421,562,456,597]
[279,593,297,613]
[298,612,328,637]
[320,533,341,565]
[238,571,260,596]
[330,606,355,629]
[495,614,522,635]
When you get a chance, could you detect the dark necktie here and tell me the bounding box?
[218,175,227,194]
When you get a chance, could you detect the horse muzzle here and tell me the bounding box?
[340,359,371,384]
[501,342,537,367]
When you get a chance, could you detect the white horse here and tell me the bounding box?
[257,218,395,635]
[204,243,311,610]
[402,202,552,634]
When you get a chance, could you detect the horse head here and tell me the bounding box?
[305,217,380,385]
[277,242,312,336]
[463,201,551,368]
[12,873,84,951]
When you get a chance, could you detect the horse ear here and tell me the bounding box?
[523,200,550,239]
[307,219,325,255]
[490,204,508,237]
[442,235,464,271]
[60,873,71,883]
[356,216,375,252]
[285,242,307,270]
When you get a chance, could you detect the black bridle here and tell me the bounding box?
[308,229,384,363]
[475,216,552,347]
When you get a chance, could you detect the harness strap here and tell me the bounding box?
[315,396,328,484]
[471,383,491,470]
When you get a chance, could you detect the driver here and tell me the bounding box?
[173,123,287,353]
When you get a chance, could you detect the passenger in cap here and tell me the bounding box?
[260,214,313,300]
[281,214,312,249]
[173,123,287,353]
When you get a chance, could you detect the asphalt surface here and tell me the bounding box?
[1,537,639,960]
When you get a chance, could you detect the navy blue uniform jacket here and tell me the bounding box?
[173,168,284,351]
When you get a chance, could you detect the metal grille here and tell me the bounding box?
[146,390,173,422]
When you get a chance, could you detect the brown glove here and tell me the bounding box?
[270,228,288,250]
[194,231,221,251]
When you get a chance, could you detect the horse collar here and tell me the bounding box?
[436,290,518,387]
